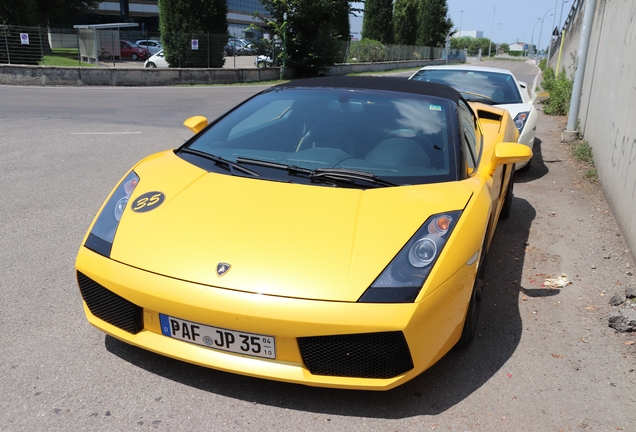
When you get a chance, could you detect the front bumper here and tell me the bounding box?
[76,246,475,390]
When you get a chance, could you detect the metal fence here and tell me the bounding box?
[1,23,463,68]
[0,25,51,65]
[339,41,464,64]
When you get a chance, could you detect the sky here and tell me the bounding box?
[350,0,573,49]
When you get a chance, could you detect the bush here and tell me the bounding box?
[347,39,388,62]
[158,0,227,68]
[541,67,573,116]
[538,58,547,70]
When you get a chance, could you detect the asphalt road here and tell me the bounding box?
[1,62,634,431]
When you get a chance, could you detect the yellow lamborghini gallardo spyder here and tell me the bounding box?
[76,76,531,391]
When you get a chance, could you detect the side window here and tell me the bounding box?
[458,101,481,175]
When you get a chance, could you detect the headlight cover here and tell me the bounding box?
[358,211,462,303]
[513,111,530,132]
[84,171,139,258]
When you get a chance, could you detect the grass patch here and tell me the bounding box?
[41,55,96,67]
[571,140,597,183]
[573,140,594,164]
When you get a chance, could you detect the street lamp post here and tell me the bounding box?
[280,11,287,80]
[459,10,463,38]
[536,10,553,61]
[537,1,569,63]
[496,23,501,55]
[530,18,541,58]
[547,0,558,61]
[488,5,495,57]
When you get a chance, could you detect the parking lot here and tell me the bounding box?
[1,62,634,430]
[97,54,259,69]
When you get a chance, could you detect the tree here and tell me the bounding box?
[393,0,419,45]
[416,0,453,47]
[0,0,99,26]
[158,0,228,68]
[260,0,354,77]
[361,0,393,44]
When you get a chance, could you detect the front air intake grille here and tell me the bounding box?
[77,272,143,334]
[297,331,413,379]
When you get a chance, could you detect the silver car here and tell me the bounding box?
[135,40,163,55]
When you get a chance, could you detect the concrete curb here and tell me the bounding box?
[0,64,280,86]
[0,59,451,86]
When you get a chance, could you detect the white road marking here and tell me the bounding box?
[71,132,142,135]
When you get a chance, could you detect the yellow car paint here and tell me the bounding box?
[75,95,531,391]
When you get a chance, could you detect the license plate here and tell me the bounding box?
[159,314,276,359]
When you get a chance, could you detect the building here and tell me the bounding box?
[91,1,270,39]
[456,30,483,39]
[508,42,528,52]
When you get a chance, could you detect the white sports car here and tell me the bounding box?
[410,65,538,171]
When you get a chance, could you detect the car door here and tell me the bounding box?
[120,41,132,59]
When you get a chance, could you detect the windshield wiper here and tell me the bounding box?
[235,156,312,175]
[225,156,396,188]
[180,148,260,177]
[310,168,398,187]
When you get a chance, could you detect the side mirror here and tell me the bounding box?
[183,116,208,134]
[489,142,532,175]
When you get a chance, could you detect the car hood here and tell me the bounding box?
[494,102,532,117]
[110,151,473,302]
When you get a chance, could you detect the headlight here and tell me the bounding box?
[513,111,530,132]
[84,171,139,257]
[358,211,461,303]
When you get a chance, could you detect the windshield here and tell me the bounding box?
[181,87,459,187]
[411,69,523,105]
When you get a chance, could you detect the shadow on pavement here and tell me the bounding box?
[105,198,536,418]
[515,137,552,183]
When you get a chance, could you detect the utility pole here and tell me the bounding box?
[564,0,599,139]
[488,5,495,57]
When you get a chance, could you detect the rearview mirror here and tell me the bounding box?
[489,142,532,175]
[183,116,208,134]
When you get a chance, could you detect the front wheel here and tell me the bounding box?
[455,274,483,349]
[499,169,515,219]
[146,62,156,68]
[131,53,138,61]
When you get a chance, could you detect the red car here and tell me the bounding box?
[119,40,150,61]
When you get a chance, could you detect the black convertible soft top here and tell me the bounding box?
[276,76,462,104]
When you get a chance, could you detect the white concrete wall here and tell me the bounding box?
[550,0,636,257]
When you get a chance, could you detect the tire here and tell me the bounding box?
[499,168,515,219]
[146,62,156,68]
[131,53,138,61]
[257,61,266,68]
[455,252,485,349]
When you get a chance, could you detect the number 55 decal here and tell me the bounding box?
[132,191,165,212]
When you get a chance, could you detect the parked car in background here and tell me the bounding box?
[135,39,163,55]
[224,38,256,56]
[144,50,169,68]
[254,54,274,68]
[119,40,150,61]
[409,65,538,171]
